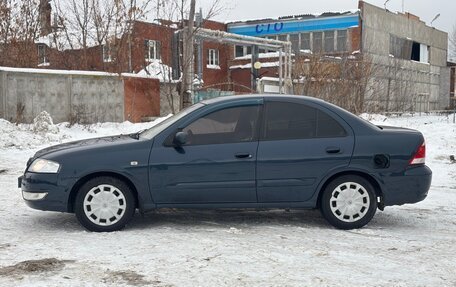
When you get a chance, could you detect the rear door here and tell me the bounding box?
[257,99,354,202]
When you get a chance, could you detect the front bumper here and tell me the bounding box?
[381,165,432,206]
[19,172,71,212]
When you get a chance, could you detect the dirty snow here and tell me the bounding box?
[0,113,455,286]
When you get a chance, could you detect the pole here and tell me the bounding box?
[182,0,196,108]
[279,49,283,94]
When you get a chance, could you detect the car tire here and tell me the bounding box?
[75,176,135,232]
[320,175,377,230]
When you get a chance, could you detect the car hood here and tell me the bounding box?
[32,134,137,161]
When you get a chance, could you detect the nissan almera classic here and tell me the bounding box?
[18,95,432,232]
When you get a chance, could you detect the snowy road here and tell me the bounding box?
[0,115,455,286]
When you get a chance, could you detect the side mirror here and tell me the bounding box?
[174,131,187,146]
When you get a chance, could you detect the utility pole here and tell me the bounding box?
[181,0,196,108]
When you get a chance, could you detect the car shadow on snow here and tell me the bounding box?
[128,208,330,230]
[25,208,432,232]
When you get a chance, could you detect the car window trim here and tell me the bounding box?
[162,99,264,147]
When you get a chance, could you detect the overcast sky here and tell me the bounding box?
[199,0,455,34]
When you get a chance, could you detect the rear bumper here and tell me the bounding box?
[381,165,432,206]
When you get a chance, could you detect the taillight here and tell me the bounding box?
[409,142,426,165]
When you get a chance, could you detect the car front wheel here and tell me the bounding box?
[320,175,377,230]
[75,176,135,232]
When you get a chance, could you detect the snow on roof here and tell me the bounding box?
[230,61,280,70]
[234,51,295,60]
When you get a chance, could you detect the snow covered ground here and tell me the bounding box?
[0,113,455,286]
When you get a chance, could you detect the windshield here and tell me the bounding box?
[139,103,205,139]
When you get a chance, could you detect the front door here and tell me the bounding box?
[149,101,262,204]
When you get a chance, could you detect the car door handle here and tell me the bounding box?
[325,147,341,154]
[235,153,253,159]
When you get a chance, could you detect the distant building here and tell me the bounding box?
[226,1,450,112]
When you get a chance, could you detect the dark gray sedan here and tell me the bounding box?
[19,95,432,232]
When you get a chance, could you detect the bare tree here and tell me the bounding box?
[0,1,12,43]
[0,0,41,67]
[450,24,456,61]
[293,53,375,114]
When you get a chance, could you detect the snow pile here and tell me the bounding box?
[137,60,175,82]
[0,116,170,150]
[0,119,67,149]
[32,111,59,134]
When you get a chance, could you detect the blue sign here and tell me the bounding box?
[228,14,359,36]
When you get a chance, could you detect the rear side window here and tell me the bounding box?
[183,105,260,145]
[262,102,346,141]
[317,109,347,137]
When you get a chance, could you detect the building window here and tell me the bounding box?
[301,33,311,52]
[102,43,112,63]
[145,40,161,61]
[324,31,335,52]
[277,34,288,42]
[37,44,49,66]
[235,46,244,57]
[290,34,299,54]
[207,49,219,67]
[389,35,429,63]
[337,30,348,52]
[234,46,253,58]
[313,32,323,53]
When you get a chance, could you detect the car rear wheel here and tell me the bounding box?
[320,175,377,230]
[75,177,135,232]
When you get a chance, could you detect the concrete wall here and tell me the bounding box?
[360,1,449,111]
[0,68,124,123]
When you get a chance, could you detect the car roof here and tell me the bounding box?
[200,94,327,106]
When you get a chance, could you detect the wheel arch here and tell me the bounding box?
[67,171,139,213]
[316,170,383,208]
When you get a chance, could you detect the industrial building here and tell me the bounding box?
[226,1,450,112]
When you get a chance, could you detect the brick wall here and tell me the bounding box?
[123,77,161,122]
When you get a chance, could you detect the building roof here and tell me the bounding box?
[226,10,359,26]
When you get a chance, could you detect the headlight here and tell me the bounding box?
[28,159,61,173]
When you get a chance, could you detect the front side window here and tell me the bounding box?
[262,102,346,141]
[207,49,219,66]
[182,105,260,145]
[145,39,161,61]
